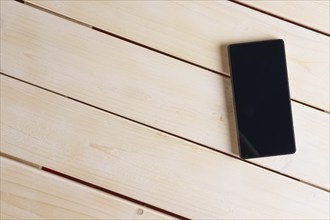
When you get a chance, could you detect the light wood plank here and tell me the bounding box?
[1,1,329,190]
[1,76,329,219]
[0,157,173,220]
[25,0,330,111]
[0,213,15,220]
[240,0,330,35]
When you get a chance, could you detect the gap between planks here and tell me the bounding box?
[0,152,42,169]
[1,72,329,194]
[41,167,188,220]
[21,0,221,76]
[0,153,186,220]
[232,0,330,37]
[17,0,329,114]
[0,156,180,219]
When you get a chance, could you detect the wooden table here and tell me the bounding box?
[1,0,329,219]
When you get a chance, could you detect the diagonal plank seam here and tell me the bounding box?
[23,0,92,28]
[14,0,329,114]
[231,0,330,37]
[0,156,181,219]
[20,0,221,76]
[91,26,329,115]
[41,166,188,220]
[2,72,329,193]
[0,155,185,219]
[0,152,42,170]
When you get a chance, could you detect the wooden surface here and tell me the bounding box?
[0,157,172,219]
[240,0,330,35]
[1,0,329,219]
[1,75,329,219]
[25,0,330,112]
[2,0,329,190]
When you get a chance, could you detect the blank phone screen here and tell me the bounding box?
[228,39,296,159]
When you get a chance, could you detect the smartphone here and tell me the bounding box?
[228,39,296,159]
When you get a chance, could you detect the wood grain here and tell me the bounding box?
[1,1,329,190]
[1,75,329,219]
[0,157,173,220]
[25,0,330,111]
[240,0,330,35]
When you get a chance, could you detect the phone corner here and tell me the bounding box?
[277,39,285,46]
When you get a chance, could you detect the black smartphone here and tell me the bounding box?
[228,39,296,159]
